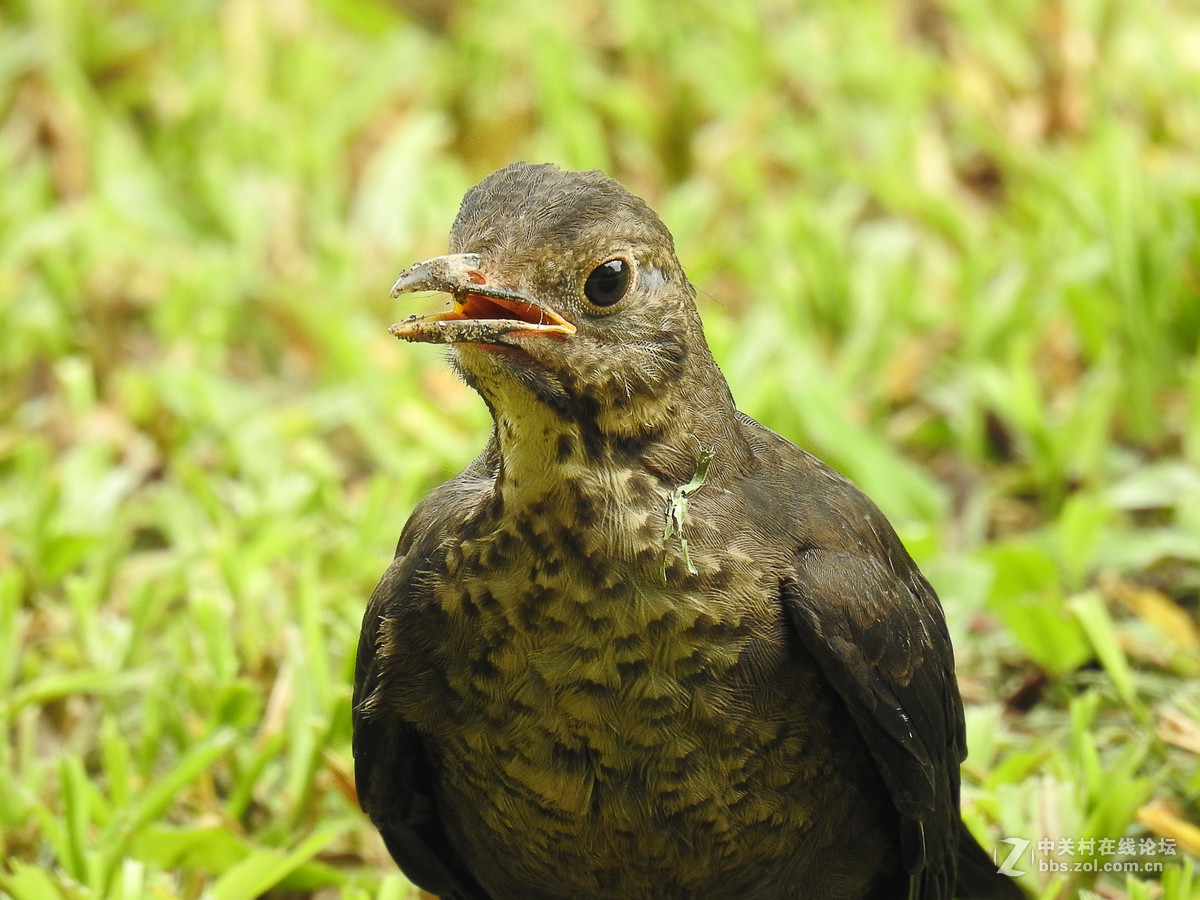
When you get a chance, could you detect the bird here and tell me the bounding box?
[352,162,1022,900]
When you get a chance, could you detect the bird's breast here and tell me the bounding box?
[433,484,752,744]
[397,479,897,898]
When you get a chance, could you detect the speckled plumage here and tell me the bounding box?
[353,163,1021,900]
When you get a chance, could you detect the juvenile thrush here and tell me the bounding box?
[353,162,1021,900]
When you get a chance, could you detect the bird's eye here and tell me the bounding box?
[583,259,631,308]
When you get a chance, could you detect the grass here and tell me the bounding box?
[1,0,1198,898]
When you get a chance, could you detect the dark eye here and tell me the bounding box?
[584,259,631,308]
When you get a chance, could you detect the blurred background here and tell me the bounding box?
[1,0,1198,898]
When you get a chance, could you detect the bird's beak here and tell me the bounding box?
[387,253,576,345]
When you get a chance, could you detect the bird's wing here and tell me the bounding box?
[352,456,498,900]
[781,542,963,900]
[353,570,488,899]
[743,421,965,900]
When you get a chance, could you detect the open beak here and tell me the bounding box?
[387,253,576,345]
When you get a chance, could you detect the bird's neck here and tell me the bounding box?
[487,376,748,514]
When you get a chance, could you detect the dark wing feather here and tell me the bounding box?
[741,416,965,900]
[353,571,487,898]
[353,449,499,900]
[782,542,963,900]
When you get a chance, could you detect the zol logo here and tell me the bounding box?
[995,838,1031,877]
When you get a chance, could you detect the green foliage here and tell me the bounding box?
[2,0,1198,898]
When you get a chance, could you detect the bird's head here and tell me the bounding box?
[389,162,738,476]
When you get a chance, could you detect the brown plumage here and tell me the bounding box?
[352,162,1022,900]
